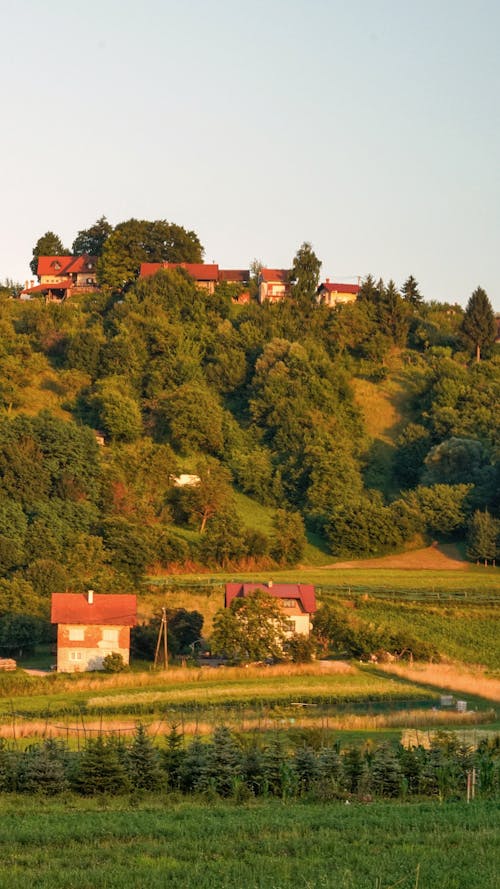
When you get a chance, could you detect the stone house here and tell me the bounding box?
[51,591,136,673]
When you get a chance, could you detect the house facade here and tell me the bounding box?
[316,278,360,307]
[51,591,136,672]
[258,269,291,303]
[224,582,316,636]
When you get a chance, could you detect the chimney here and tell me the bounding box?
[268,580,273,588]
[87,589,94,605]
[25,280,29,290]
[30,280,34,288]
[326,277,330,283]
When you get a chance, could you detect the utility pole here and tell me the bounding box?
[154,607,168,670]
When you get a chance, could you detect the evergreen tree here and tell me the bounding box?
[162,723,185,790]
[202,726,243,797]
[178,736,207,793]
[16,740,70,795]
[402,275,423,306]
[461,287,496,362]
[343,747,368,794]
[466,510,498,565]
[316,746,345,798]
[369,743,402,798]
[262,733,293,797]
[76,734,130,795]
[293,745,318,795]
[241,742,265,796]
[128,723,164,791]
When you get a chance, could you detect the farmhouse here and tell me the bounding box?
[51,591,136,673]
[21,255,99,300]
[316,278,360,307]
[139,262,250,300]
[258,269,291,303]
[225,582,316,636]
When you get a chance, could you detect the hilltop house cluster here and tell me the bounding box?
[50,583,316,673]
[21,256,360,307]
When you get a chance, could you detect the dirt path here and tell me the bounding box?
[320,543,467,571]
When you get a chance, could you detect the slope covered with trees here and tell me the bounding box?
[0,223,498,623]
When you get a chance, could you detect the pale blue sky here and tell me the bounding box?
[1,0,499,308]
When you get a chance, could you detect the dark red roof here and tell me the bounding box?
[319,281,359,295]
[37,255,97,277]
[225,583,316,613]
[260,269,290,283]
[139,262,219,281]
[21,280,71,294]
[218,269,250,283]
[51,593,137,626]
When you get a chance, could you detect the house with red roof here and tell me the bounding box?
[316,278,360,307]
[225,582,316,636]
[51,591,136,672]
[21,255,99,300]
[258,269,291,303]
[139,262,250,300]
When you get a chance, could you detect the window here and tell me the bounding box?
[281,598,297,608]
[68,627,84,641]
[102,628,118,643]
[69,651,83,661]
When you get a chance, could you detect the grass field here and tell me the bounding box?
[0,796,497,889]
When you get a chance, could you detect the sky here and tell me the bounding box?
[1,0,499,309]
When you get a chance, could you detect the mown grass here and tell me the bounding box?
[0,797,497,889]
[0,663,437,720]
[350,600,500,670]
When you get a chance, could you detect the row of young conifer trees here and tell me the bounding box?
[0,725,499,801]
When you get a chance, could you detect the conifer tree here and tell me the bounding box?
[128,723,164,791]
[0,739,16,792]
[316,746,345,798]
[163,723,185,790]
[293,745,318,795]
[16,739,70,795]
[178,736,207,793]
[461,286,496,362]
[76,735,130,795]
[263,733,292,797]
[202,725,243,797]
[241,742,265,796]
[369,743,402,798]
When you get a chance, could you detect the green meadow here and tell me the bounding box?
[0,797,497,889]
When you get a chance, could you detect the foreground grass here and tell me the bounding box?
[0,796,497,888]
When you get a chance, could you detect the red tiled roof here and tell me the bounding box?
[51,593,137,626]
[260,269,290,283]
[218,269,250,283]
[139,262,219,281]
[21,280,71,294]
[319,282,359,295]
[225,583,316,613]
[37,255,97,277]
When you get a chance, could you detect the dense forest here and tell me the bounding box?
[0,219,498,623]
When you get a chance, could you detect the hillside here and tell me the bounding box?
[0,267,497,630]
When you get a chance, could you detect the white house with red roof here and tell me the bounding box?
[225,582,316,636]
[316,278,360,307]
[21,255,99,300]
[51,591,136,672]
[258,269,291,303]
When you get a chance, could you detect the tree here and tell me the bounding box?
[30,232,69,276]
[466,510,498,565]
[290,242,322,309]
[98,219,204,289]
[72,216,113,256]
[0,613,43,657]
[461,287,496,362]
[128,723,163,791]
[400,483,472,536]
[270,509,306,566]
[177,459,233,533]
[211,589,290,662]
[401,275,423,306]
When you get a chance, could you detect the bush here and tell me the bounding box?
[102,652,127,673]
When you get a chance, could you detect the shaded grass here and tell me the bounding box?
[0,797,497,888]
